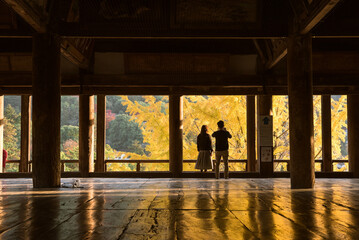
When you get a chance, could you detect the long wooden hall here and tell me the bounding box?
[0,0,359,239]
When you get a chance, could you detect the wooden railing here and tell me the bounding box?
[2,159,350,173]
[104,159,247,172]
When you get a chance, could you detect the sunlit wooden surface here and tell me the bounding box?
[1,178,359,239]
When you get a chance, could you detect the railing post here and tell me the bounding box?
[136,162,141,172]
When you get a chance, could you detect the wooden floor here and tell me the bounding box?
[0,178,359,240]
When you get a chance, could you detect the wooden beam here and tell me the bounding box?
[322,95,332,172]
[1,72,359,89]
[2,1,93,69]
[257,95,273,177]
[288,33,315,189]
[32,32,61,188]
[79,95,94,177]
[95,95,105,172]
[255,0,342,70]
[254,39,288,70]
[2,0,47,32]
[3,85,359,96]
[300,0,342,34]
[20,95,31,172]
[348,95,359,177]
[61,38,94,69]
[59,22,287,39]
[169,95,183,177]
[246,95,256,172]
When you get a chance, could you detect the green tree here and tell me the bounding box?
[4,96,21,113]
[61,125,79,145]
[61,96,79,126]
[4,104,21,160]
[106,114,144,153]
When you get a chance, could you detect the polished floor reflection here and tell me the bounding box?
[1,178,359,239]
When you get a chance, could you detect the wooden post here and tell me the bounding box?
[257,95,273,177]
[32,33,61,188]
[20,95,31,172]
[348,95,359,177]
[287,33,315,189]
[322,95,332,172]
[0,95,3,173]
[169,95,183,177]
[79,95,95,177]
[247,95,256,172]
[96,95,105,172]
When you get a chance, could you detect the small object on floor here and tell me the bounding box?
[61,179,83,188]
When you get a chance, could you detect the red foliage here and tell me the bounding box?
[106,109,116,129]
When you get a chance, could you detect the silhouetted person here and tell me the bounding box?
[195,125,213,172]
[212,120,232,179]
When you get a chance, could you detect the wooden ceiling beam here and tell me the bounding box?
[256,0,343,70]
[61,38,94,69]
[2,0,47,32]
[1,86,359,96]
[299,0,342,35]
[0,73,358,88]
[2,0,93,69]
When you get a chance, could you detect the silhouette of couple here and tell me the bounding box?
[195,120,232,179]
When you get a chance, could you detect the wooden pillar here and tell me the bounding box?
[348,95,359,177]
[322,95,332,172]
[20,95,31,172]
[0,95,3,173]
[32,33,61,188]
[169,95,183,177]
[96,95,105,172]
[287,33,314,189]
[257,95,273,176]
[79,95,95,177]
[247,95,256,172]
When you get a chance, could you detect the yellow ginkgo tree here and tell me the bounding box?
[110,94,347,172]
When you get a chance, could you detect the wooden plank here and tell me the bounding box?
[19,95,30,172]
[2,0,47,32]
[95,95,105,172]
